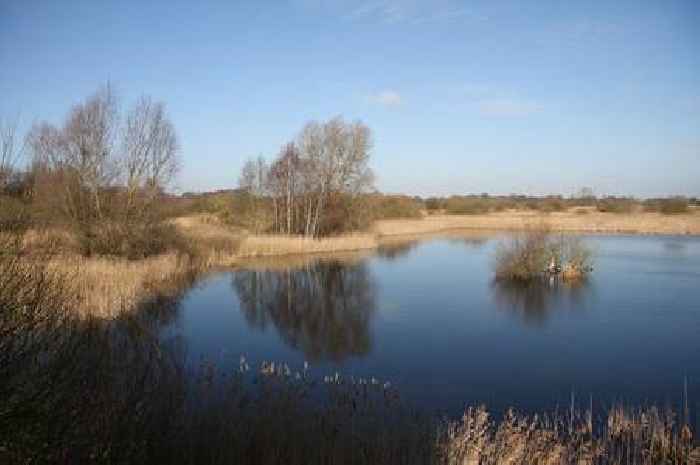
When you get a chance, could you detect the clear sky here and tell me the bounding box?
[1,0,698,197]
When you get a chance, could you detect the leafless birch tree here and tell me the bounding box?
[0,117,26,192]
[242,116,374,237]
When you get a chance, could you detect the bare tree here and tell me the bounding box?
[296,117,373,236]
[239,155,269,233]
[249,117,374,237]
[122,97,180,219]
[0,117,26,192]
[26,85,180,230]
[269,143,301,234]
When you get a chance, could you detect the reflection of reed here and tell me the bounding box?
[491,278,591,326]
[232,260,376,362]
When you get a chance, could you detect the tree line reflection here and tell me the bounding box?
[232,260,376,362]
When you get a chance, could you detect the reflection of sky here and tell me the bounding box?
[166,235,700,420]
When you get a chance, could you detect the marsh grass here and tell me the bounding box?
[46,252,194,318]
[442,404,696,465]
[374,211,700,236]
[236,233,378,258]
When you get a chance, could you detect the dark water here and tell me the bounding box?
[161,234,700,419]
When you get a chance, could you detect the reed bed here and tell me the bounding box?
[442,404,697,465]
[374,211,700,236]
[46,253,192,318]
[236,233,378,258]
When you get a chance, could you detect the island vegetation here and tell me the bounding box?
[494,226,593,282]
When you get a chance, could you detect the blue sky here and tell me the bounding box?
[1,0,698,197]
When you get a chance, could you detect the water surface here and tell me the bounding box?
[161,234,700,417]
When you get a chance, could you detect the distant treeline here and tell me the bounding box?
[174,191,696,230]
[421,194,696,215]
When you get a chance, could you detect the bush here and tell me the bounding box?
[424,197,445,211]
[596,197,636,214]
[494,227,592,282]
[644,198,689,214]
[444,197,491,215]
[0,196,30,233]
[537,197,566,213]
[77,220,186,260]
[495,228,552,281]
[371,195,423,219]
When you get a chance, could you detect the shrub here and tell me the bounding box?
[424,197,445,211]
[494,227,592,281]
[0,196,30,233]
[535,197,566,213]
[596,197,636,214]
[444,197,491,215]
[494,228,552,281]
[77,220,186,260]
[371,195,423,219]
[644,198,689,214]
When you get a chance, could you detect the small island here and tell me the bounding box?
[494,227,593,282]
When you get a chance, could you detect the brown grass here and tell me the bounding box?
[46,253,192,318]
[442,405,696,465]
[374,209,700,236]
[236,233,378,258]
[171,213,243,266]
[24,216,379,319]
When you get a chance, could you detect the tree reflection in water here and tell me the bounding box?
[491,278,591,326]
[232,260,376,362]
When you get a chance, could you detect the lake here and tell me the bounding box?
[160,233,700,420]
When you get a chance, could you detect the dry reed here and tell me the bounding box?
[236,233,378,258]
[375,210,700,236]
[45,253,191,318]
[441,404,697,465]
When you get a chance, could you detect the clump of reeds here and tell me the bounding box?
[46,252,194,318]
[494,226,592,282]
[441,404,696,465]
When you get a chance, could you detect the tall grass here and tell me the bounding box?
[375,210,700,236]
[442,404,696,465]
[46,252,193,318]
[236,233,378,258]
